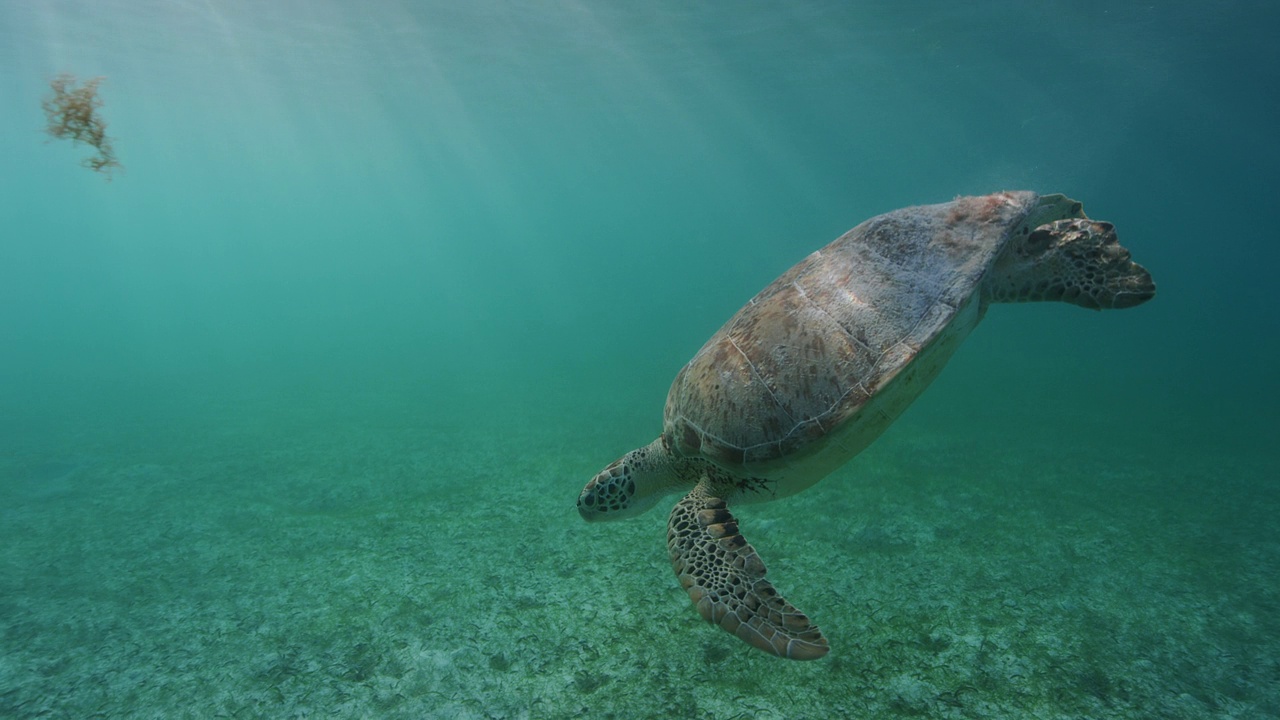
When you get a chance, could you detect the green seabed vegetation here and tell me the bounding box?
[0,401,1274,719]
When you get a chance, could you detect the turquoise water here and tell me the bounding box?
[2,2,1277,718]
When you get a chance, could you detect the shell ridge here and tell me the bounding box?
[727,335,796,432]
[791,279,875,355]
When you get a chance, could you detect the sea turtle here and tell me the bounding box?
[576,191,1156,660]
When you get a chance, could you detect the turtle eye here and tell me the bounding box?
[1026,228,1054,253]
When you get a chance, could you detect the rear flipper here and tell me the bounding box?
[667,482,829,660]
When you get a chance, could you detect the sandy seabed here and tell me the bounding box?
[1,392,1275,719]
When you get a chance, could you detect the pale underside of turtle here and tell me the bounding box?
[577,191,1155,660]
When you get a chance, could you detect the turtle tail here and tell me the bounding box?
[667,482,829,660]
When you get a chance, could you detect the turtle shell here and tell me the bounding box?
[663,191,1072,476]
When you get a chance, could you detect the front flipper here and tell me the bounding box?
[667,483,829,660]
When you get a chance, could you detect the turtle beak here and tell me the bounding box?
[1105,260,1156,309]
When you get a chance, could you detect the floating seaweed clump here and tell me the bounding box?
[42,73,122,179]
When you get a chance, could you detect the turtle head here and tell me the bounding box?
[987,218,1156,310]
[578,438,683,522]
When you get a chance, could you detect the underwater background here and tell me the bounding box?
[1,1,1277,718]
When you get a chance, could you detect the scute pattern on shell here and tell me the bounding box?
[664,191,1038,469]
